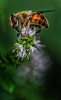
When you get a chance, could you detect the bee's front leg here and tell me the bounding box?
[16,31,20,37]
[23,17,31,28]
[15,27,21,37]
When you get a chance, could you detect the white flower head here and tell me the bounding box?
[21,27,36,36]
[13,27,44,59]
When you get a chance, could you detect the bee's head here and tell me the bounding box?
[9,14,18,28]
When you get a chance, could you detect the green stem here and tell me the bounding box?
[1,54,9,64]
[14,57,20,67]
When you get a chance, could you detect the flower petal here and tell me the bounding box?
[21,27,26,34]
[30,46,37,53]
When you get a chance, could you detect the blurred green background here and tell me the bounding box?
[0,0,61,100]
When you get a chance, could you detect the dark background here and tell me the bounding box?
[0,0,61,100]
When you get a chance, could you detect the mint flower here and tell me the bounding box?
[21,27,36,36]
[13,27,43,59]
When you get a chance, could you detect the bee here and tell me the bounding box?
[9,10,55,36]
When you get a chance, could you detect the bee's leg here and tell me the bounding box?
[35,24,42,34]
[15,27,21,37]
[27,20,31,28]
[36,28,41,34]
[30,23,41,34]
[23,17,31,28]
[23,18,27,27]
[16,29,20,36]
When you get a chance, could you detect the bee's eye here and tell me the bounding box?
[11,15,18,24]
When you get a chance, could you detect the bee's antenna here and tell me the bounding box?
[38,10,56,13]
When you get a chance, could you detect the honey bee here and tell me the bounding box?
[9,10,55,36]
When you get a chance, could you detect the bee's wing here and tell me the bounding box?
[32,10,56,15]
